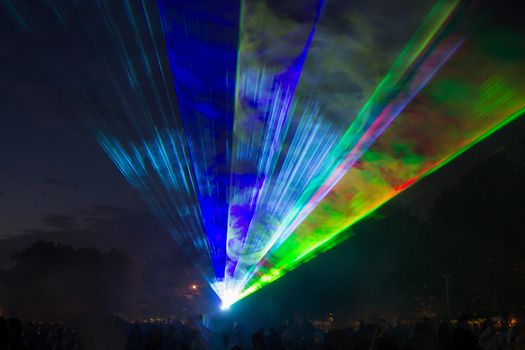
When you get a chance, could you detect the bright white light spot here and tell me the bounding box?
[212,280,240,311]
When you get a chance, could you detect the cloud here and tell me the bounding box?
[7,204,191,271]
[42,214,78,230]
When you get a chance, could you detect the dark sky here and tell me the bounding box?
[1,0,525,319]
[0,2,140,240]
[0,97,139,239]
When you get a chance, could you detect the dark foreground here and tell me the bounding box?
[1,312,525,350]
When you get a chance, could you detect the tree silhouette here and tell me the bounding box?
[1,241,135,320]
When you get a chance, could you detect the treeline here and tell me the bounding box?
[0,241,135,319]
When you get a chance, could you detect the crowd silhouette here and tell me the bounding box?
[0,317,83,350]
[3,312,525,350]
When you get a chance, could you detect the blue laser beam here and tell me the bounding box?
[158,0,240,279]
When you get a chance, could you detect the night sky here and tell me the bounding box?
[1,0,525,320]
[0,6,136,241]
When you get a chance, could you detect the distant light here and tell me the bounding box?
[220,303,231,311]
[191,284,197,290]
